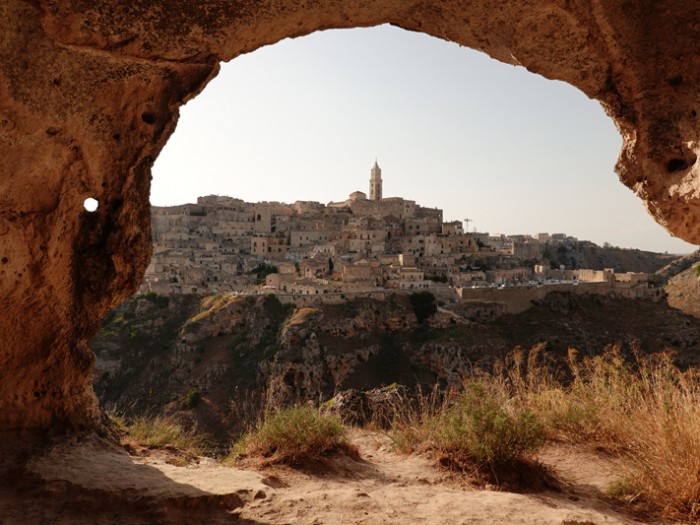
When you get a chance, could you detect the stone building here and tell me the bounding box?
[369,160,382,201]
[143,162,571,296]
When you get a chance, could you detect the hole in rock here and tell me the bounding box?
[83,197,99,212]
[667,155,697,173]
[667,75,683,86]
[667,158,689,172]
[141,112,157,125]
[83,25,700,487]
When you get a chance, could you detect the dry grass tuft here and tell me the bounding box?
[228,405,355,467]
[110,414,211,457]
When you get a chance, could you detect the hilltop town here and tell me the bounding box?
[143,162,659,314]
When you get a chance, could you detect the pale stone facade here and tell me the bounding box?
[141,167,645,305]
[369,160,382,201]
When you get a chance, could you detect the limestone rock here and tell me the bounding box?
[1,0,699,433]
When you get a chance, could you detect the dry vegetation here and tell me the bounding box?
[341,345,700,520]
[227,405,355,466]
[112,345,700,522]
[109,414,211,457]
[405,345,700,521]
[390,381,545,482]
[512,346,700,521]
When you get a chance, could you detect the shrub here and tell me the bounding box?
[262,292,283,311]
[183,319,196,333]
[185,388,201,408]
[445,382,544,467]
[607,476,641,498]
[141,291,170,308]
[262,293,294,319]
[393,380,544,473]
[425,273,448,283]
[251,263,278,285]
[228,406,352,466]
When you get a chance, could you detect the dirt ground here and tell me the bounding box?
[0,430,662,525]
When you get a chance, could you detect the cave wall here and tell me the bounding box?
[0,0,697,432]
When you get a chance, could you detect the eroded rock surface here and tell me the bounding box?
[1,0,699,433]
[89,292,700,444]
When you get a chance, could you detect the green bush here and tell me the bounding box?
[440,382,544,467]
[251,263,278,285]
[141,291,170,308]
[229,406,350,466]
[393,380,544,471]
[185,388,201,408]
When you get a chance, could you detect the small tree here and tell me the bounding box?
[250,263,278,285]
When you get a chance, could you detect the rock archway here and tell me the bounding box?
[0,0,698,433]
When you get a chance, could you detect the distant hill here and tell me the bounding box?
[545,240,679,273]
[580,243,679,272]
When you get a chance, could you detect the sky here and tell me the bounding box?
[151,25,697,255]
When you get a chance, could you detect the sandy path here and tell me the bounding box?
[238,430,645,525]
[4,431,657,525]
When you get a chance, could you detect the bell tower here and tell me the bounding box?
[369,160,382,201]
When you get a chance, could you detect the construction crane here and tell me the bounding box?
[463,218,472,233]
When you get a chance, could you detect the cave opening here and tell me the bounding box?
[1,0,698,446]
[150,25,693,255]
[2,4,700,521]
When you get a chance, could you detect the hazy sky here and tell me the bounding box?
[152,25,696,254]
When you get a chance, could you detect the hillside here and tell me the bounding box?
[91,290,700,442]
[542,240,678,273]
[665,264,700,318]
[655,249,700,281]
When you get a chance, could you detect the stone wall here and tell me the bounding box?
[275,291,388,307]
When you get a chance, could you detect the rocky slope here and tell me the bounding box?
[654,249,700,281]
[541,240,679,273]
[665,266,700,319]
[91,289,700,442]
